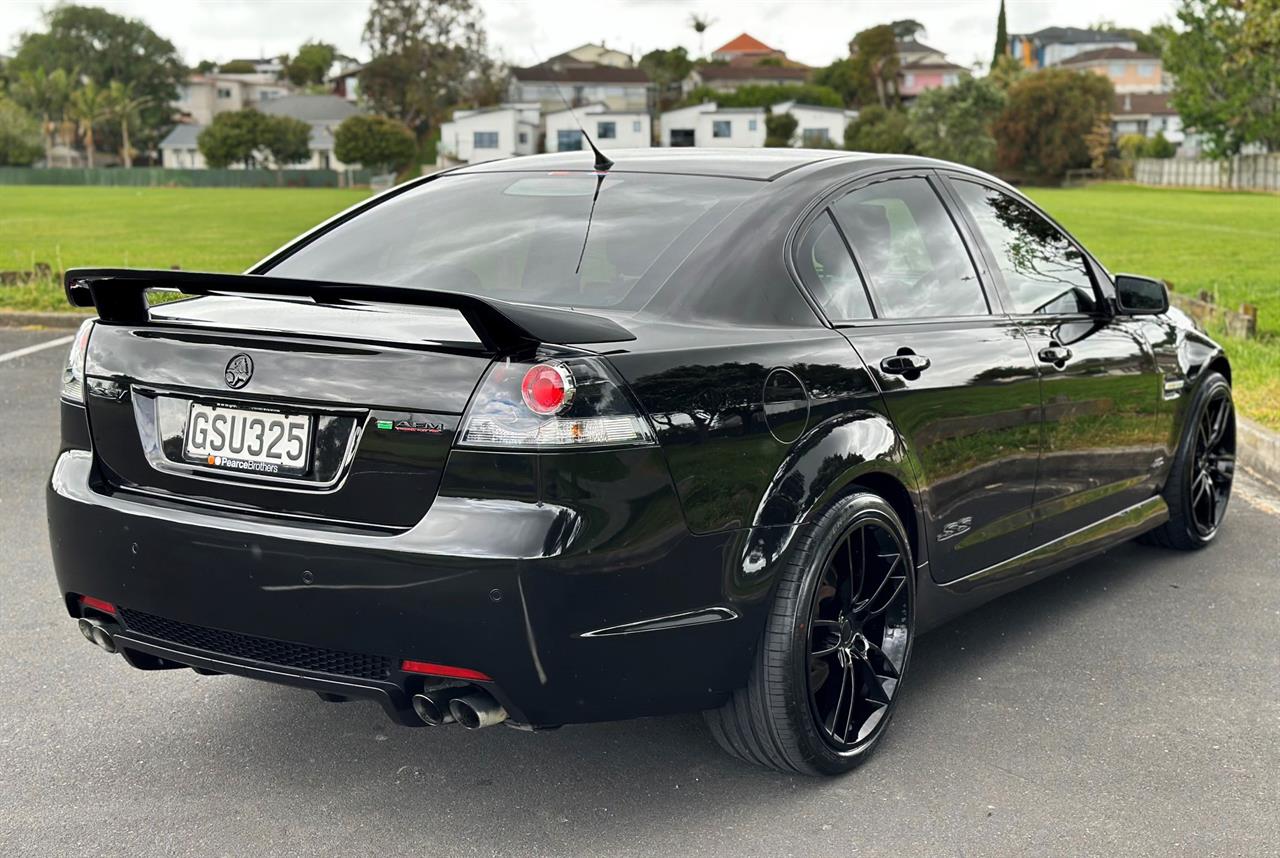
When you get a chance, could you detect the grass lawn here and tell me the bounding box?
[1026,184,1279,430]
[1,182,1276,428]
[0,186,370,312]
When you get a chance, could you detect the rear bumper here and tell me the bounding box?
[49,448,799,727]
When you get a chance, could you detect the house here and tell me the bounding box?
[710,33,789,65]
[684,64,810,95]
[544,103,651,152]
[658,103,766,148]
[546,43,634,69]
[508,63,650,112]
[894,39,967,102]
[328,62,364,103]
[1111,92,1183,143]
[1059,47,1165,93]
[438,103,540,164]
[773,101,856,147]
[160,94,364,170]
[175,72,295,126]
[1008,27,1137,70]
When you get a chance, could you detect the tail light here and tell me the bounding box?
[457,355,655,449]
[60,319,95,403]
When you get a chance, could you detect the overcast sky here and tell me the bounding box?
[2,0,1179,71]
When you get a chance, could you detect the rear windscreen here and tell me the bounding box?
[266,171,757,311]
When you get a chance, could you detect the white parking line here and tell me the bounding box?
[0,334,74,365]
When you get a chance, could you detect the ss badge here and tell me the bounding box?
[937,517,973,542]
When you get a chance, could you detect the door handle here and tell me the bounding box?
[880,354,931,375]
[1038,345,1072,364]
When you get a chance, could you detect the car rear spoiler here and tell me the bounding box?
[63,268,635,353]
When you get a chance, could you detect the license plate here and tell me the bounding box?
[184,402,311,476]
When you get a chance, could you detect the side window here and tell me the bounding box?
[951,180,1098,315]
[795,211,873,322]
[831,177,987,319]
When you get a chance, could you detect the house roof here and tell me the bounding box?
[1113,92,1176,116]
[510,64,650,83]
[544,102,647,118]
[895,38,944,55]
[899,59,967,72]
[713,33,775,55]
[1017,27,1134,45]
[696,65,809,81]
[1060,46,1158,64]
[258,94,362,123]
[160,124,201,148]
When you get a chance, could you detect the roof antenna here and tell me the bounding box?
[532,42,613,171]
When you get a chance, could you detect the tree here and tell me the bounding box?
[0,95,42,166]
[285,41,338,88]
[993,68,1114,180]
[689,13,716,57]
[844,105,914,153]
[890,19,926,40]
[1087,21,1166,55]
[334,114,416,171]
[812,58,859,106]
[10,67,73,167]
[906,75,1005,169]
[988,54,1025,91]
[359,0,497,134]
[9,5,185,159]
[1143,132,1177,158]
[992,0,1009,69]
[219,60,258,74]
[764,111,798,147]
[68,80,110,168]
[639,47,694,111]
[105,80,150,167]
[1164,0,1280,157]
[258,114,312,176]
[197,110,263,168]
[848,25,900,107]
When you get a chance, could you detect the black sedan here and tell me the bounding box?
[48,149,1235,775]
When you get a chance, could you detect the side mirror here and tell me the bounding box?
[1113,274,1169,315]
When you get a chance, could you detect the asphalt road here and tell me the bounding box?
[1,327,1277,857]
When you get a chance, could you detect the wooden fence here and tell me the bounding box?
[1169,290,1259,339]
[1134,154,1280,192]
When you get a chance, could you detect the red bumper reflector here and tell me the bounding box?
[80,595,117,614]
[400,659,491,681]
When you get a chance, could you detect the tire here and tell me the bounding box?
[705,493,915,775]
[1141,371,1235,550]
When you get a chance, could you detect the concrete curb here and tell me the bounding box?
[0,310,92,330]
[1239,417,1280,491]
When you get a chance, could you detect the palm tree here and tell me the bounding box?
[689,12,716,58]
[69,80,111,169]
[12,68,74,167]
[105,81,151,168]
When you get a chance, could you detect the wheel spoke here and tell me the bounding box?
[856,654,892,705]
[811,620,842,657]
[1206,396,1229,448]
[858,552,904,617]
[824,663,851,740]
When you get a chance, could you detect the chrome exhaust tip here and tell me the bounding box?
[79,617,118,654]
[448,691,508,730]
[412,688,472,726]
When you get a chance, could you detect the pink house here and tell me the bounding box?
[895,39,967,101]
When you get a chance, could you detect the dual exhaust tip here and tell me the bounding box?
[78,617,118,654]
[412,687,507,729]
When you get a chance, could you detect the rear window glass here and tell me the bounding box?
[266,172,756,311]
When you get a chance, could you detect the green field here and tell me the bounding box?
[1,182,1276,427]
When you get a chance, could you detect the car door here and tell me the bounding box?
[941,174,1164,543]
[797,172,1043,584]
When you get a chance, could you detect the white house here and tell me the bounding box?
[174,72,295,126]
[773,101,856,148]
[544,103,650,152]
[438,103,540,164]
[659,103,766,148]
[508,64,650,113]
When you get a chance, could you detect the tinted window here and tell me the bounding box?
[832,178,987,318]
[952,180,1098,315]
[267,172,755,311]
[795,211,873,321]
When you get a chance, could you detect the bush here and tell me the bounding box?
[844,105,913,154]
[764,112,798,147]
[905,76,1004,170]
[994,68,1114,181]
[1116,133,1148,160]
[1143,131,1177,158]
[0,95,42,166]
[334,114,416,171]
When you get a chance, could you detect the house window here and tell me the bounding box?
[557,129,583,151]
[1109,63,1126,77]
[802,128,830,146]
[748,119,758,131]
[217,87,233,99]
[319,151,330,169]
[1138,63,1155,77]
[632,120,642,133]
[518,131,528,145]
[597,121,616,139]
[712,120,731,138]
[473,131,499,149]
[943,74,958,86]
[905,73,916,88]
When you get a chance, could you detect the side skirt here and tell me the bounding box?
[940,495,1169,595]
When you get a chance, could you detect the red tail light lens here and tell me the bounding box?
[79,595,117,615]
[521,363,574,416]
[400,659,492,681]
